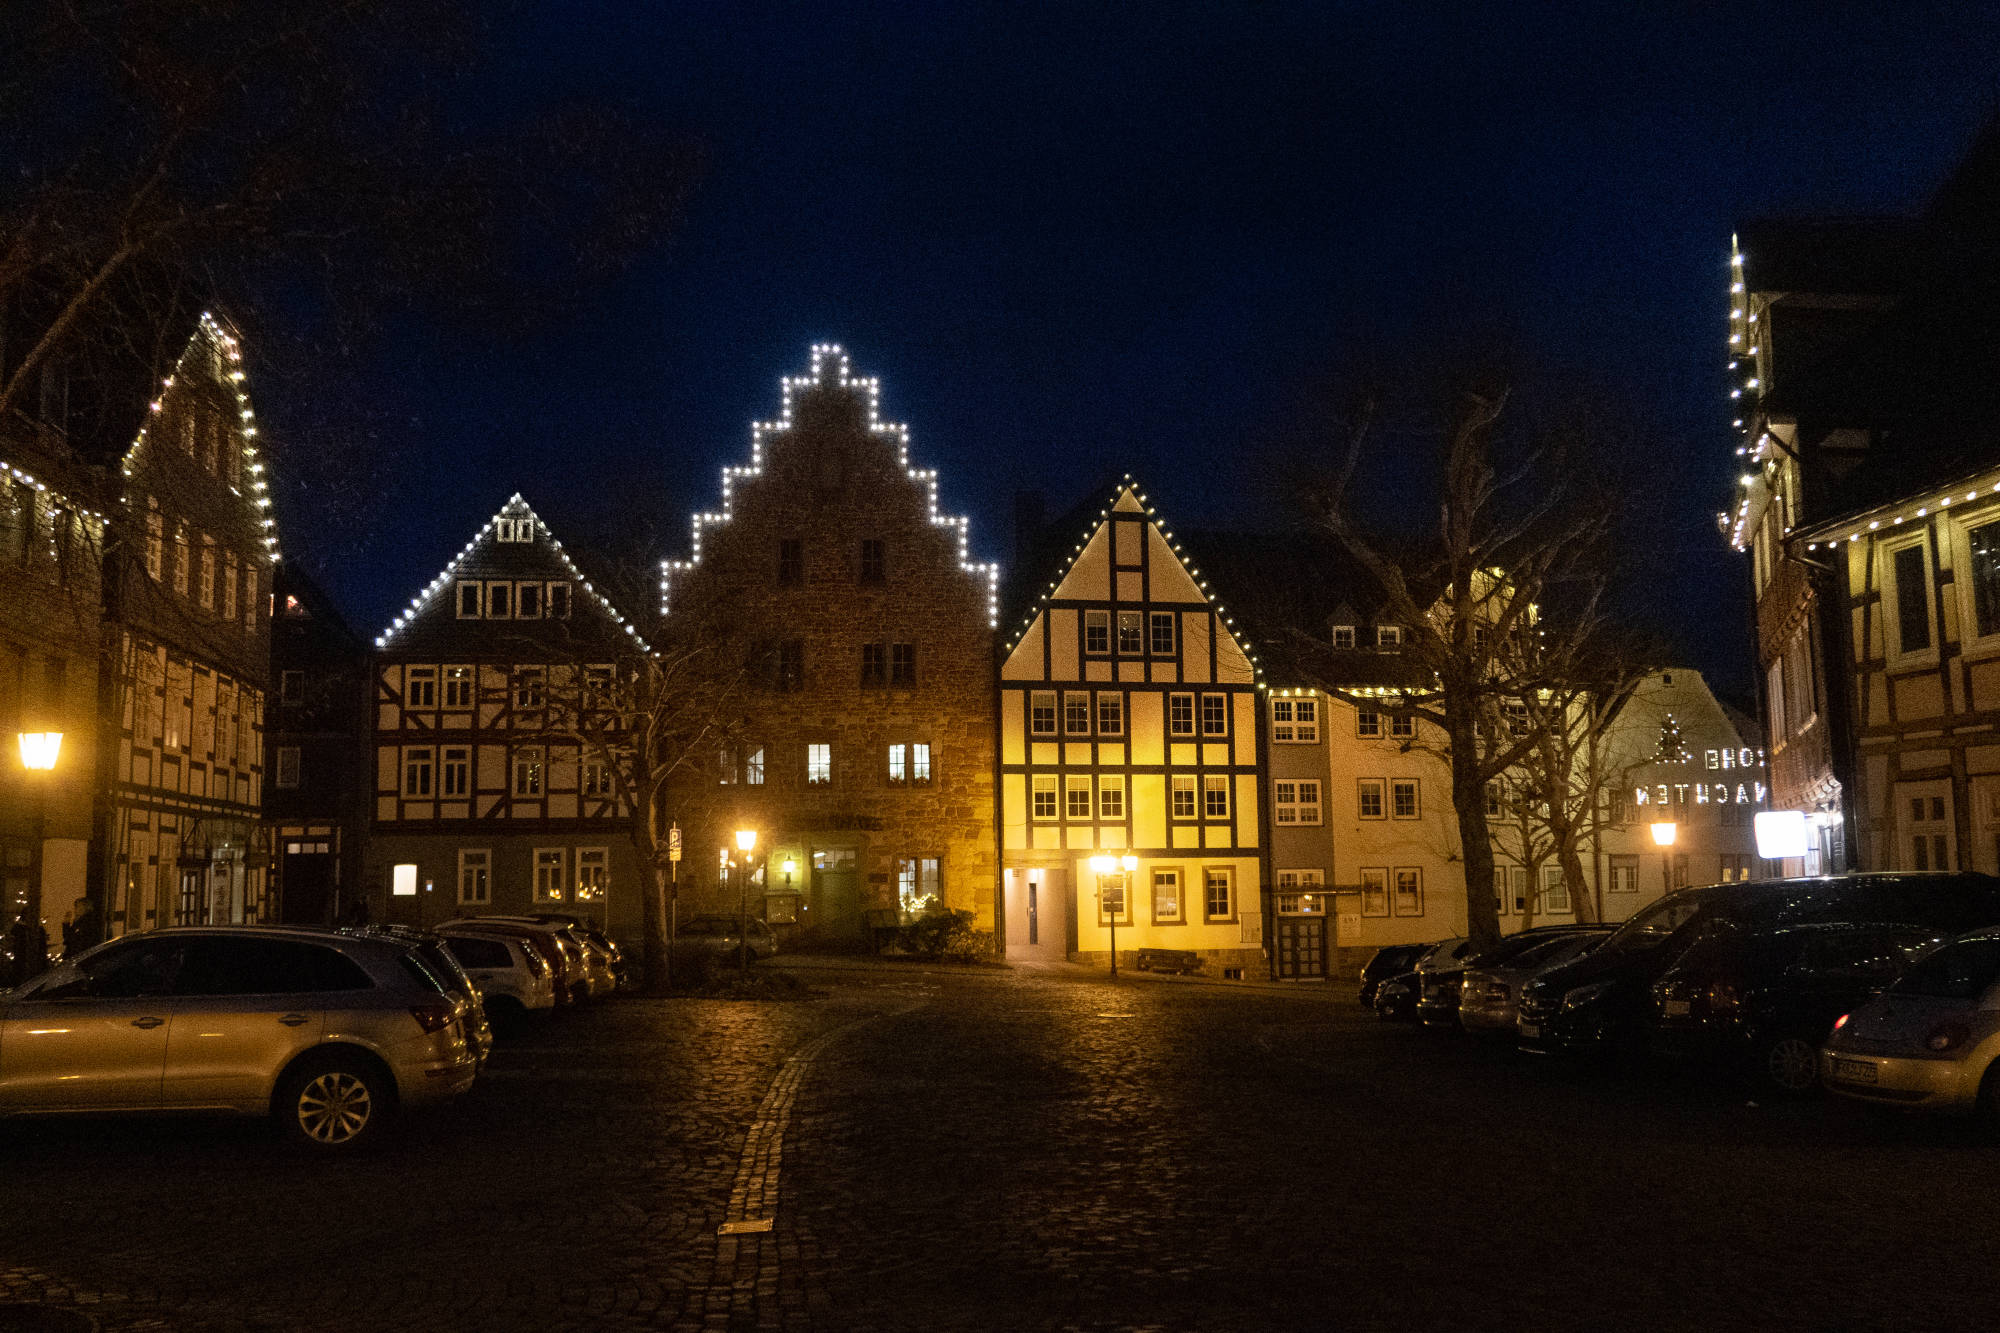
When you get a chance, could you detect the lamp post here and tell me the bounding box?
[16,731,62,984]
[1091,854,1138,977]
[1651,821,1678,897]
[735,828,757,976]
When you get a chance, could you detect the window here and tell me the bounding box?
[1168,693,1195,736]
[546,582,571,619]
[1377,625,1403,651]
[496,517,533,542]
[891,642,916,686]
[198,538,215,609]
[406,666,437,708]
[1360,868,1389,917]
[171,523,188,596]
[1151,869,1182,923]
[1274,779,1321,825]
[1030,691,1057,736]
[1969,521,2000,640]
[1358,779,1386,819]
[1718,853,1753,883]
[1486,781,1504,819]
[1171,775,1198,819]
[896,857,941,916]
[862,643,887,687]
[442,747,470,797]
[533,848,567,903]
[1098,777,1124,820]
[1200,694,1227,736]
[1357,710,1381,738]
[1393,868,1423,916]
[487,581,512,619]
[1391,779,1419,819]
[1066,777,1093,819]
[513,667,544,710]
[513,748,543,797]
[1032,774,1058,820]
[576,848,608,903]
[517,582,542,619]
[145,499,162,579]
[1096,871,1130,925]
[582,759,609,797]
[244,568,258,629]
[1892,542,1932,655]
[807,743,831,784]
[403,747,434,798]
[275,745,300,789]
[1332,624,1356,649]
[1388,713,1414,739]
[1117,611,1144,655]
[1064,692,1091,735]
[746,747,765,785]
[280,670,304,705]
[222,553,238,621]
[1094,692,1123,736]
[778,538,803,586]
[1609,855,1639,894]
[457,582,481,618]
[1541,866,1571,914]
[443,666,474,708]
[725,745,744,782]
[910,742,930,782]
[1084,610,1110,655]
[1150,611,1176,656]
[775,640,804,692]
[1203,866,1233,920]
[1203,774,1230,818]
[888,744,907,782]
[458,849,491,906]
[860,539,885,585]
[1271,697,1319,743]
[1504,701,1529,737]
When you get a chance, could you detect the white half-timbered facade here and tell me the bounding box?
[367,496,646,936]
[999,481,1266,974]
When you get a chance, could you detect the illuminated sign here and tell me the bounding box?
[1634,782,1766,807]
[1754,810,1811,859]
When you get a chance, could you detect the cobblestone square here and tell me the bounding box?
[2,962,1996,1331]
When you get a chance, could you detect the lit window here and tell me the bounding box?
[746,747,765,785]
[1084,610,1110,655]
[582,759,609,797]
[513,748,543,797]
[1358,779,1386,819]
[1117,611,1144,655]
[911,742,930,782]
[719,746,738,784]
[1030,691,1057,736]
[1149,611,1176,656]
[576,848,608,902]
[403,747,434,798]
[1391,779,1419,819]
[534,848,567,903]
[1098,778,1124,820]
[1032,774,1058,820]
[1064,692,1091,735]
[1168,693,1195,737]
[1201,694,1227,736]
[1066,777,1092,819]
[1203,774,1230,818]
[1203,867,1232,920]
[1096,693,1123,736]
[442,747,470,797]
[1151,869,1182,923]
[807,743,831,784]
[889,744,906,782]
[458,850,490,905]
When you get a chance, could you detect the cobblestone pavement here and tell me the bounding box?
[4,963,2000,1331]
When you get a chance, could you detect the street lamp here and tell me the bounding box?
[16,731,62,984]
[735,828,757,976]
[1651,821,1678,896]
[1091,854,1138,977]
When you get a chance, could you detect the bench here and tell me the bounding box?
[1133,947,1203,976]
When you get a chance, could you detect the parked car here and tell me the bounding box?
[444,918,586,1006]
[439,928,556,1032]
[676,914,778,963]
[1822,927,2000,1120]
[1517,873,2000,1060]
[515,914,627,985]
[1460,929,1613,1036]
[346,925,493,1067]
[1418,926,1603,1030]
[1359,944,1429,1009]
[0,926,477,1149]
[1376,938,1469,1022]
[484,917,616,999]
[1650,922,1945,1093]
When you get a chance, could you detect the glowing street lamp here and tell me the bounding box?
[15,730,63,983]
[734,828,758,976]
[1091,854,1139,977]
[18,733,62,771]
[1651,821,1678,895]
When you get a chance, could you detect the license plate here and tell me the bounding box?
[1833,1057,1877,1085]
[1662,999,1690,1017]
[1518,1023,1540,1040]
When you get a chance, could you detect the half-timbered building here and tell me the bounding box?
[367,495,649,933]
[659,345,999,944]
[998,481,1266,975]
[100,314,278,934]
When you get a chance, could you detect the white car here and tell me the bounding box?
[439,929,556,1031]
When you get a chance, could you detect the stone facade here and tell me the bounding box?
[661,345,998,945]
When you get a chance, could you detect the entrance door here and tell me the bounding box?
[1276,916,1327,979]
[281,842,335,925]
[1005,869,1069,963]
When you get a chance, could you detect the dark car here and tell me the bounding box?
[1516,873,2000,1061]
[1416,926,1604,1030]
[1650,922,1946,1093]
[1359,944,1429,1009]
[1377,938,1472,1022]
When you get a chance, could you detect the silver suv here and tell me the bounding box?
[0,926,478,1149]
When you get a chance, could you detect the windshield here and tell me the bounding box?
[1892,938,2000,1001]
[1597,893,1705,956]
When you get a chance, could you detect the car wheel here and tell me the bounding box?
[1760,1035,1821,1095]
[279,1054,388,1150]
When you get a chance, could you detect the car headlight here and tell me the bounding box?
[1560,981,1615,1013]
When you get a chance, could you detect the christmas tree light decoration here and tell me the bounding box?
[659,344,1001,627]
[374,494,651,651]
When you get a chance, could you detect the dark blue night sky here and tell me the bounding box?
[277,2,2000,701]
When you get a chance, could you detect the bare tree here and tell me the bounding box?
[1308,382,1625,953]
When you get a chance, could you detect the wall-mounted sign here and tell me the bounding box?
[1634,782,1767,808]
[1754,810,1810,859]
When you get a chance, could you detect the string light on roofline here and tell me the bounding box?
[1799,475,2000,551]
[659,343,1001,627]
[374,494,652,651]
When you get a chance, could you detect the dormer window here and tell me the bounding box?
[1332,625,1355,649]
[1376,625,1403,651]
[457,582,482,618]
[547,582,571,619]
[496,517,533,543]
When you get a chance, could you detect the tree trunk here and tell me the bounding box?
[631,796,671,995]
[1448,696,1502,953]
[1558,840,1597,924]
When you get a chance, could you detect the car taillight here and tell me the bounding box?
[1924,1022,1970,1053]
[409,1001,457,1035]
[1705,980,1741,1017]
[1833,1012,1850,1030]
